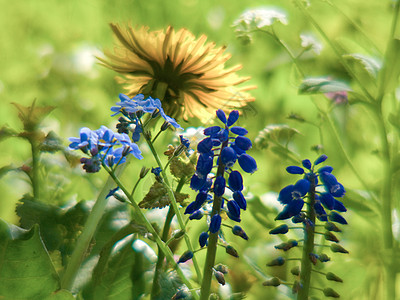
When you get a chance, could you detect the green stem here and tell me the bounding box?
[60,164,125,290]
[142,126,202,281]
[151,177,186,300]
[29,137,40,201]
[200,140,228,300]
[297,176,316,300]
[104,165,199,300]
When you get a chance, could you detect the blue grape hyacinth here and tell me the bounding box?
[276,155,347,224]
[186,109,257,247]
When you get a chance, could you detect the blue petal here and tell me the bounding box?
[228,170,243,192]
[275,199,304,220]
[189,210,204,220]
[220,146,237,168]
[230,126,248,136]
[314,154,328,165]
[314,201,328,221]
[196,154,214,177]
[302,159,312,170]
[213,176,226,197]
[216,129,229,142]
[197,138,214,154]
[227,110,239,127]
[233,191,247,210]
[190,174,211,192]
[199,231,209,247]
[329,211,347,224]
[293,179,310,197]
[318,165,333,173]
[320,193,335,210]
[234,136,252,151]
[204,126,221,136]
[227,200,241,219]
[238,154,257,173]
[216,109,227,124]
[209,214,222,233]
[286,166,304,175]
[278,185,295,205]
[333,199,347,212]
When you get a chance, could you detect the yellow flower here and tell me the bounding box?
[99,24,255,121]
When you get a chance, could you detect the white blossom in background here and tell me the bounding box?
[300,33,323,55]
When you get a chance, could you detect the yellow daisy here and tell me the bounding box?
[99,24,256,121]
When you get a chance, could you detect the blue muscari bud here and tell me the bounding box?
[320,172,345,197]
[213,176,226,197]
[302,159,312,170]
[185,192,208,214]
[190,174,209,191]
[315,154,328,165]
[329,211,347,224]
[318,253,331,262]
[196,154,213,177]
[325,222,342,232]
[197,137,213,154]
[320,192,335,210]
[199,231,209,247]
[231,142,246,155]
[333,199,347,212]
[172,289,190,300]
[293,179,310,197]
[228,171,243,192]
[318,165,333,173]
[278,185,295,204]
[269,224,289,234]
[179,135,190,148]
[216,109,227,124]
[275,199,304,220]
[151,167,162,176]
[234,136,252,151]
[331,182,346,198]
[266,256,285,266]
[220,146,237,167]
[238,154,257,173]
[184,201,199,215]
[233,191,247,210]
[204,126,221,137]
[227,200,241,219]
[309,253,319,265]
[314,201,328,221]
[189,210,204,220]
[291,214,305,223]
[210,214,222,233]
[106,187,119,199]
[227,211,241,222]
[227,110,239,126]
[177,250,193,264]
[286,166,304,174]
[230,126,248,136]
[232,225,248,240]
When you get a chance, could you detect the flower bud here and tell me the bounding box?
[330,244,349,254]
[177,250,193,264]
[262,277,281,287]
[172,229,185,240]
[189,210,204,220]
[274,239,298,251]
[171,289,189,300]
[199,231,209,248]
[292,280,302,294]
[286,166,304,174]
[266,257,285,267]
[214,270,226,285]
[214,263,228,274]
[290,266,300,276]
[232,225,249,240]
[324,231,339,243]
[326,272,343,283]
[269,224,289,235]
[323,287,340,298]
[302,159,312,170]
[318,253,331,262]
[140,167,150,178]
[226,245,239,258]
[329,211,347,225]
[209,214,222,234]
[309,253,318,265]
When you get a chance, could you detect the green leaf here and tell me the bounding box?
[0,219,61,299]
[43,290,75,300]
[378,38,400,96]
[298,77,352,95]
[255,124,300,149]
[83,237,149,300]
[343,53,381,79]
[139,181,189,209]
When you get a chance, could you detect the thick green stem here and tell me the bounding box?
[200,140,228,300]
[105,165,199,300]
[151,177,186,300]
[297,176,316,300]
[61,164,125,290]
[29,138,40,201]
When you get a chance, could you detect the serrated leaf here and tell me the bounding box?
[298,77,352,95]
[39,131,63,153]
[170,157,196,179]
[378,38,400,96]
[12,100,55,131]
[139,181,189,209]
[0,219,61,299]
[0,125,18,142]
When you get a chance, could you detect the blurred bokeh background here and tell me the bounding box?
[0,0,396,299]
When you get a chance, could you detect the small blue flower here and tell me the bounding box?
[302,159,312,170]
[151,167,162,176]
[213,176,226,197]
[238,154,257,174]
[179,135,190,148]
[227,200,241,220]
[232,225,248,240]
[189,210,204,220]
[177,250,193,264]
[220,147,237,167]
[216,109,227,124]
[228,171,243,192]
[199,231,209,247]
[227,110,239,126]
[210,214,222,233]
[233,191,247,210]
[286,166,304,175]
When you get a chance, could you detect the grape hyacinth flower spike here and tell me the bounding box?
[266,155,348,299]
[185,109,257,299]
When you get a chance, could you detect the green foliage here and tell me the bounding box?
[0,220,63,299]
